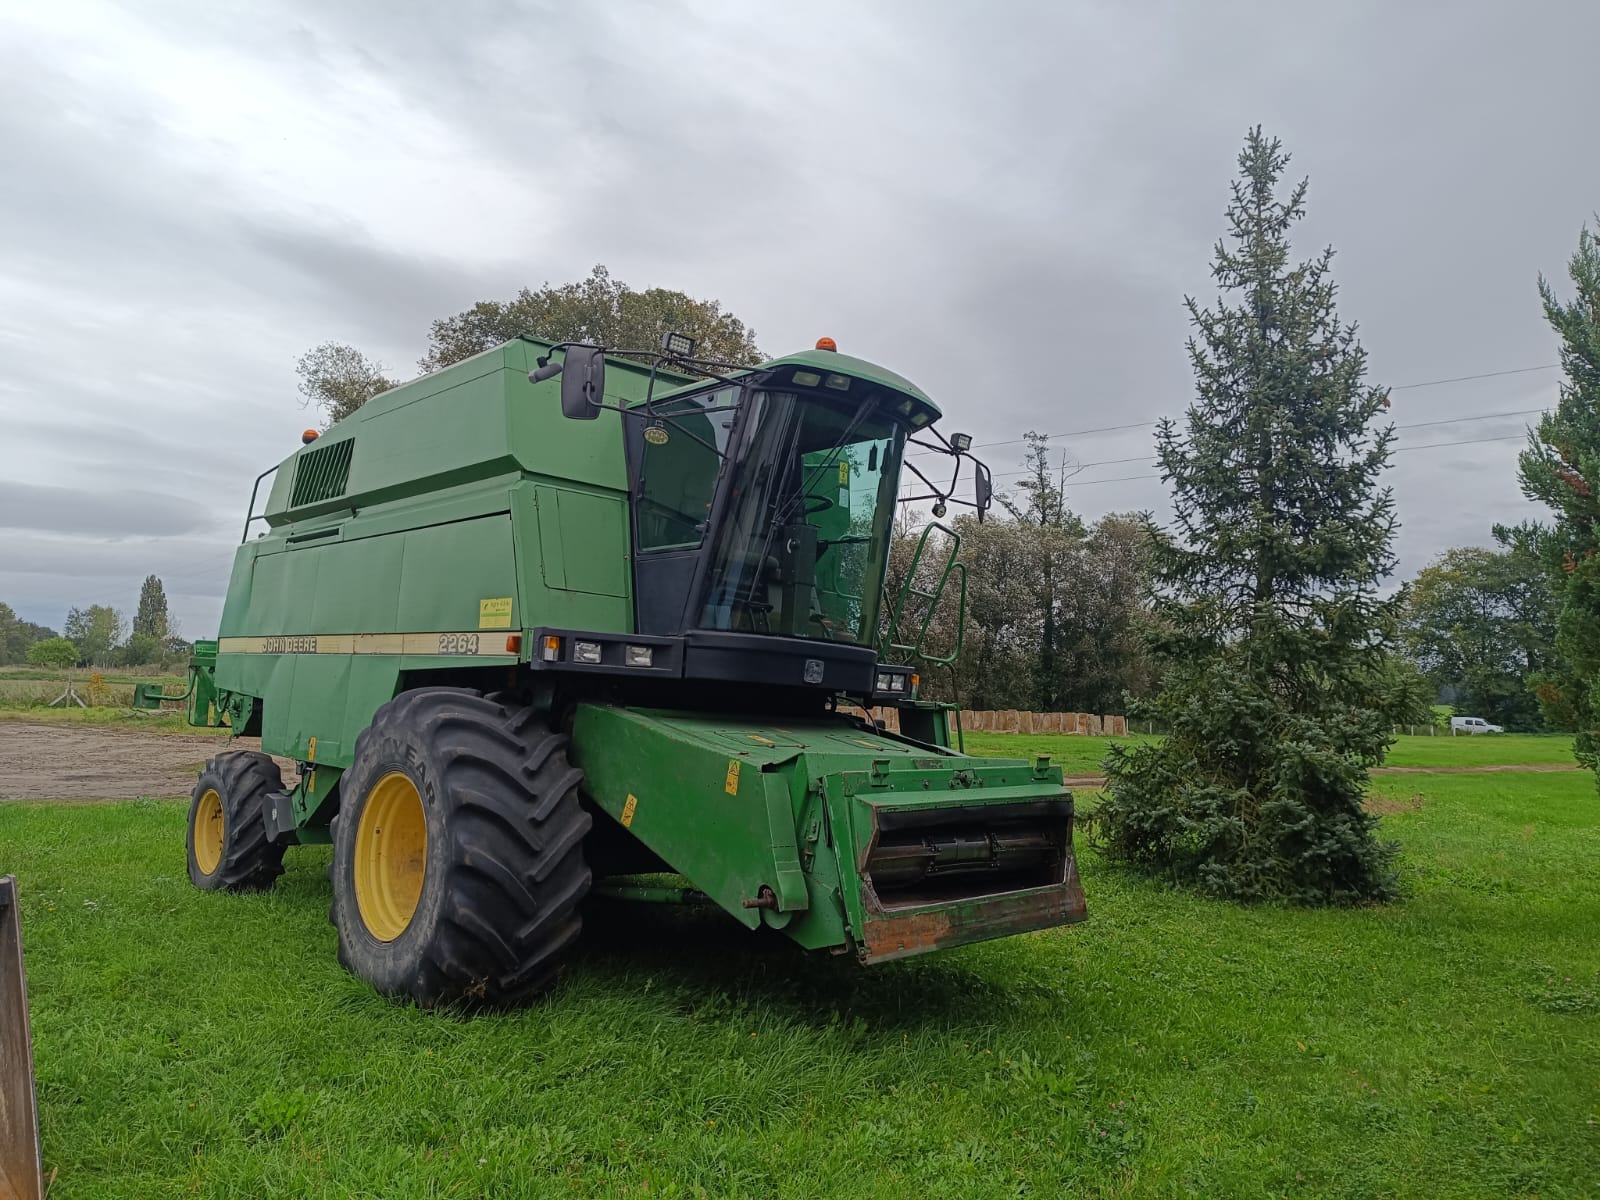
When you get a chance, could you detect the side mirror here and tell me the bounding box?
[560,346,606,420]
[974,460,993,522]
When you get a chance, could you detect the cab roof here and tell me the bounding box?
[650,347,942,421]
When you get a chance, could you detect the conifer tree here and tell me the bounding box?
[1099,129,1401,904]
[1502,222,1600,781]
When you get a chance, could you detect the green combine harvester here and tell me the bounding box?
[178,333,1088,1006]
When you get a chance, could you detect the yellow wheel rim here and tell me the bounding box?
[194,788,224,875]
[353,771,428,942]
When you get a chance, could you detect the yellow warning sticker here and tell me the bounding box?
[307,735,317,762]
[725,759,741,795]
[838,462,849,485]
[620,794,638,827]
[478,597,514,629]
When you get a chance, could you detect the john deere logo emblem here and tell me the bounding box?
[803,659,824,684]
[643,425,670,445]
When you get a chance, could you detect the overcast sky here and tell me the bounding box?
[2,0,1597,637]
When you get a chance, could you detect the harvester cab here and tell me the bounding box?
[179,332,1086,1008]
[536,333,990,703]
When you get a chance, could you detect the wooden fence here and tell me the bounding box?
[869,709,1129,736]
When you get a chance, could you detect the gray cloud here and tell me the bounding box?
[0,481,228,538]
[1,0,1596,636]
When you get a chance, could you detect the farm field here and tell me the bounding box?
[0,666,185,710]
[2,722,1596,1197]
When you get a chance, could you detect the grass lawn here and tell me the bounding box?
[5,773,1597,1197]
[963,731,1578,774]
[1376,733,1577,768]
[963,732,1157,774]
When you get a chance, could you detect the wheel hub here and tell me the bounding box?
[354,771,428,942]
[193,788,224,876]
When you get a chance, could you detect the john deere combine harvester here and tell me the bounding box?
[180,334,1087,1006]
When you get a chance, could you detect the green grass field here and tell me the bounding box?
[6,755,1597,1196]
[963,732,1579,775]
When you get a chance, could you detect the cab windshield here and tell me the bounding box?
[696,389,905,644]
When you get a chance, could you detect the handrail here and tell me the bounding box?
[881,522,966,667]
[240,464,279,543]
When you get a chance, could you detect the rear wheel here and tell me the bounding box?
[187,751,287,891]
[330,688,592,1008]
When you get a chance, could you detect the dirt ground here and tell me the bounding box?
[0,723,297,802]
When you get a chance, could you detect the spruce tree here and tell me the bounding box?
[1098,129,1401,904]
[1504,222,1600,781]
[133,575,168,640]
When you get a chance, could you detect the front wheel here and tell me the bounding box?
[186,751,287,891]
[329,688,592,1008]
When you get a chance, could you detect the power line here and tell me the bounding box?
[1396,406,1545,431]
[906,430,1535,498]
[1389,364,1558,390]
[974,407,1545,484]
[905,365,1559,462]
[1392,432,1528,453]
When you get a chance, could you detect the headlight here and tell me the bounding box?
[875,672,907,693]
[625,645,654,668]
[574,641,602,664]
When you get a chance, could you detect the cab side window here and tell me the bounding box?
[637,389,735,551]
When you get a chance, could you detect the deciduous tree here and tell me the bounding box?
[1401,543,1556,730]
[63,605,126,668]
[295,267,761,426]
[886,475,1157,716]
[295,343,398,426]
[26,637,77,671]
[419,264,763,372]
[0,604,57,665]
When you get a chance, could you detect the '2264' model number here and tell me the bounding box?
[437,633,481,655]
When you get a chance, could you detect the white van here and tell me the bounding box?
[1450,716,1503,735]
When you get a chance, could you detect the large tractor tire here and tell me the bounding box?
[187,751,287,892]
[329,688,592,1009]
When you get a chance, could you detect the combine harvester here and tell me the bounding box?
[4,342,1091,1112]
[177,333,1090,1004]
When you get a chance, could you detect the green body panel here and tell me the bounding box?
[213,340,671,772]
[571,705,1085,958]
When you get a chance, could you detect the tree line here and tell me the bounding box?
[1,575,189,669]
